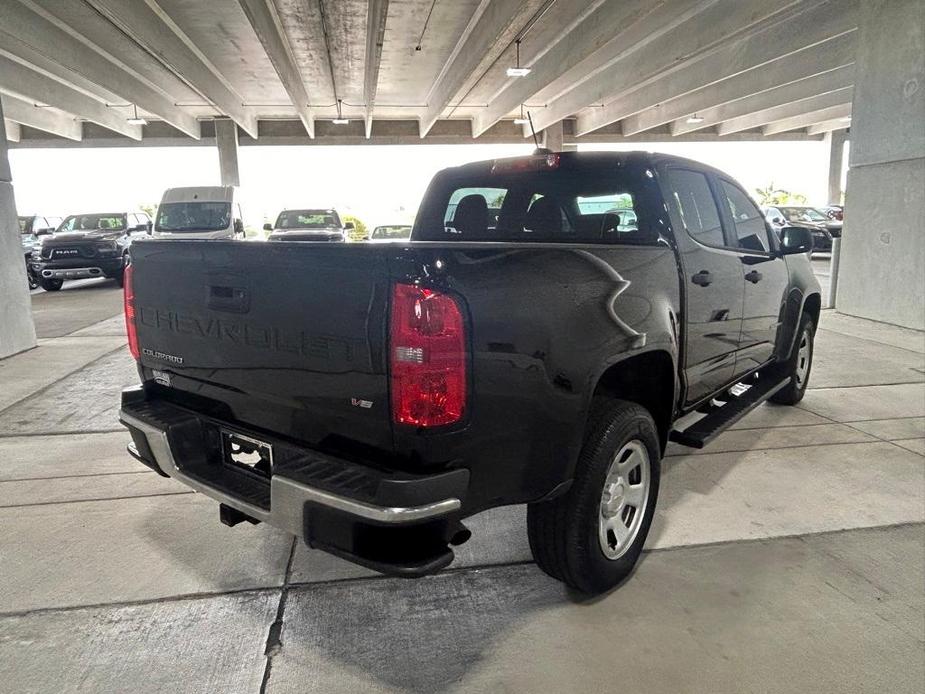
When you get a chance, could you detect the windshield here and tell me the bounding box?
[274,209,341,230]
[58,214,126,232]
[156,202,231,232]
[779,207,828,223]
[18,217,32,234]
[371,225,412,239]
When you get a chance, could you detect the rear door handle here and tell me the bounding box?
[691,270,712,287]
[745,270,762,283]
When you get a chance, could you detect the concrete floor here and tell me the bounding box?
[1,270,923,693]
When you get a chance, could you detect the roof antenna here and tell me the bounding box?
[527,111,551,156]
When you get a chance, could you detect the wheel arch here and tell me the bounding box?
[587,349,678,455]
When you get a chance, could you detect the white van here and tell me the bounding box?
[153,186,245,239]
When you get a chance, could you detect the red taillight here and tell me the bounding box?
[390,283,467,427]
[124,264,139,360]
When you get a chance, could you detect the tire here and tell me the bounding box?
[40,278,63,292]
[770,314,815,405]
[527,398,661,594]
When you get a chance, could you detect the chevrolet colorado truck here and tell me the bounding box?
[119,151,820,594]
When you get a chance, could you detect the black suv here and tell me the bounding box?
[30,211,151,291]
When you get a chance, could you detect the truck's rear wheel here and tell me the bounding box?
[527,399,660,594]
[770,314,815,405]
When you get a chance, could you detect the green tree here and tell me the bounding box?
[342,214,367,241]
[754,183,807,206]
[138,203,157,218]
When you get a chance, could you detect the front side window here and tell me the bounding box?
[274,209,341,229]
[156,202,231,232]
[59,214,126,232]
[666,169,724,247]
[721,180,770,253]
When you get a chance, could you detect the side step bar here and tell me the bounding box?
[670,376,790,449]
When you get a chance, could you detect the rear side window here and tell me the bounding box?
[666,169,724,247]
[418,162,657,244]
[720,181,770,253]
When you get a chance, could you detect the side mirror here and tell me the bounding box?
[344,221,355,230]
[779,226,814,255]
[263,223,272,231]
[35,228,53,236]
[146,221,153,234]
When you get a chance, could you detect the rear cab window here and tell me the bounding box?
[415,155,662,245]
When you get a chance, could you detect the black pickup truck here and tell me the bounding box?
[31,211,152,291]
[119,152,820,594]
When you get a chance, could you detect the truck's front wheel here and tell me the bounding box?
[527,399,660,594]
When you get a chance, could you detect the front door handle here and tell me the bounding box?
[745,270,762,283]
[691,270,712,287]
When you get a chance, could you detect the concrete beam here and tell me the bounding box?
[363,0,389,139]
[671,64,855,136]
[622,32,856,137]
[718,88,853,135]
[576,0,857,137]
[215,119,240,187]
[810,119,852,136]
[1,0,198,139]
[762,103,853,136]
[472,0,689,137]
[4,119,21,143]
[0,97,37,359]
[0,95,81,141]
[81,0,253,138]
[237,0,314,138]
[541,121,564,151]
[420,0,536,137]
[0,54,141,140]
[528,0,815,134]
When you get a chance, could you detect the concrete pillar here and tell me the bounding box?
[836,0,924,330]
[0,100,37,358]
[215,118,240,186]
[826,128,848,205]
[541,121,564,151]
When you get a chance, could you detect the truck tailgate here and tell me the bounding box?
[129,240,392,450]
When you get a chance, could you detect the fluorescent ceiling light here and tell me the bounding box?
[839,116,851,122]
[513,117,529,125]
[506,67,531,78]
[126,104,147,126]
[332,118,349,125]
[686,115,705,124]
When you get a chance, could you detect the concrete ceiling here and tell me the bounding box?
[0,0,857,145]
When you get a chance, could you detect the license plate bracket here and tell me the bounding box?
[221,428,273,478]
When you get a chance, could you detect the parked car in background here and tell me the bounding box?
[264,208,352,242]
[19,215,61,289]
[368,224,412,242]
[119,151,821,595]
[763,205,835,251]
[153,186,245,239]
[30,211,151,290]
[822,204,843,221]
